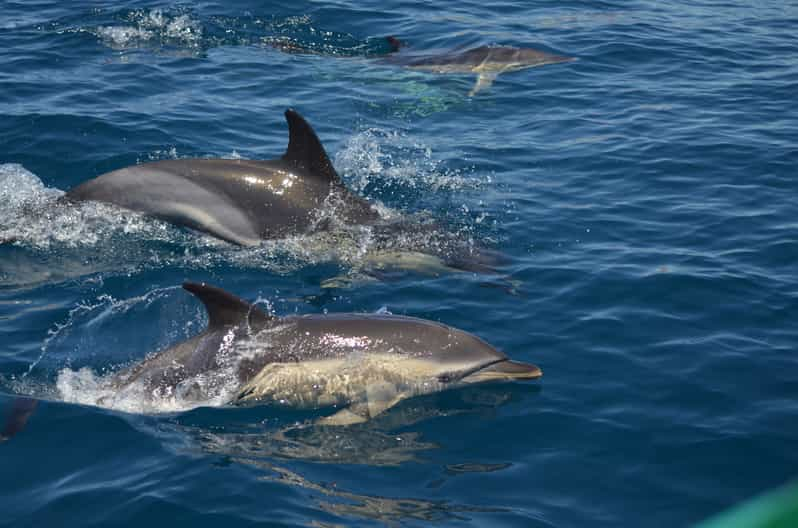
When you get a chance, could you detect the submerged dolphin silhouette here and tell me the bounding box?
[66,109,379,246]
[386,43,575,95]
[109,282,541,424]
[265,36,573,96]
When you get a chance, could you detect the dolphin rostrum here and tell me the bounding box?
[386,43,575,95]
[66,109,379,246]
[101,282,542,424]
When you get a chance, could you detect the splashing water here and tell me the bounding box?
[72,9,393,58]
[0,164,181,251]
[93,9,203,49]
[335,128,483,196]
[16,285,238,414]
[54,312,289,414]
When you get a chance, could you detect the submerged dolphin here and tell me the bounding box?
[265,36,573,96]
[108,282,541,424]
[66,109,379,246]
[386,42,575,95]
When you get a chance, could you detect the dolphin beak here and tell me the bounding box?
[465,360,542,382]
[549,55,576,65]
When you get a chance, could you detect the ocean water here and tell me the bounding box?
[1,1,797,526]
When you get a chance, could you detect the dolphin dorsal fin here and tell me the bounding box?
[282,109,341,185]
[183,282,272,329]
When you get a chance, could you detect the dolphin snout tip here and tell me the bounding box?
[555,55,577,64]
[496,360,542,379]
[470,359,542,382]
[521,362,543,379]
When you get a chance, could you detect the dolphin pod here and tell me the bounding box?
[67,109,378,246]
[3,35,561,439]
[108,282,541,425]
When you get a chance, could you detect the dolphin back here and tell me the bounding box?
[66,110,378,245]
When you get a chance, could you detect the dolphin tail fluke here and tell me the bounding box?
[1,397,38,442]
[282,109,341,185]
[469,73,497,96]
[182,282,273,329]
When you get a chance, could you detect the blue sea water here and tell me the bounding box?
[1,0,797,526]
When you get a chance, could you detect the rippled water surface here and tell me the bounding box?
[1,1,797,526]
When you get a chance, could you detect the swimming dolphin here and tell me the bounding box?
[66,109,379,246]
[386,43,575,95]
[59,109,511,280]
[265,36,573,96]
[106,282,542,424]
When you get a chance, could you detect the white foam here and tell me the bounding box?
[165,14,202,42]
[95,25,154,46]
[0,163,62,208]
[94,9,203,49]
[0,163,178,250]
[55,366,234,414]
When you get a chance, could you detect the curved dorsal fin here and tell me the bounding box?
[183,282,272,329]
[281,108,341,185]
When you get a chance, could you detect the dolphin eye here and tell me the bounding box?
[437,373,453,383]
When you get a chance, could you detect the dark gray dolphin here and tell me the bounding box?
[107,282,541,424]
[60,109,512,281]
[66,110,379,246]
[386,44,575,95]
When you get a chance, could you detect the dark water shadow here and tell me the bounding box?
[1,352,540,525]
[146,384,537,524]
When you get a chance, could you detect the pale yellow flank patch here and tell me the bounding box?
[236,354,461,423]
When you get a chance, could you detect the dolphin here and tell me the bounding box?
[264,36,574,96]
[65,109,379,246]
[385,43,575,95]
[59,109,511,280]
[102,281,542,424]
